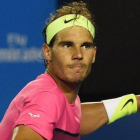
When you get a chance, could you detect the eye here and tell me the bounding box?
[82,44,92,49]
[63,43,71,48]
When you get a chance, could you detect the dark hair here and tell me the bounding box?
[42,1,96,46]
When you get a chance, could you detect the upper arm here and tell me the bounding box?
[12,125,46,140]
[13,93,60,139]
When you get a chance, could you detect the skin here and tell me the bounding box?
[12,26,140,140]
[44,26,97,103]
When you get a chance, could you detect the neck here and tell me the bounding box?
[45,69,81,104]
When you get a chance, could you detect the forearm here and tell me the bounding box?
[80,102,108,136]
[80,94,140,136]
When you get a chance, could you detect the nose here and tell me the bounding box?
[72,47,83,60]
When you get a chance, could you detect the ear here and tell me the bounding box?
[92,46,97,63]
[42,43,52,62]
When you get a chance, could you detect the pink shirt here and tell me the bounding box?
[0,74,81,140]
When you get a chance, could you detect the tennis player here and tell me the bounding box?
[0,1,140,140]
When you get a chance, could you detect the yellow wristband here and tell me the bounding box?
[102,94,137,124]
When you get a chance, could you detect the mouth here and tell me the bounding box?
[67,64,86,70]
[72,66,83,70]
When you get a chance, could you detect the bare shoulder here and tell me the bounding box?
[12,125,46,140]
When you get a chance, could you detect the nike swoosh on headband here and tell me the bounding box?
[64,18,75,23]
[121,99,134,110]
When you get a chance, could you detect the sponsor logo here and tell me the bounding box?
[0,32,42,63]
[64,18,75,23]
[121,99,134,110]
[28,112,40,117]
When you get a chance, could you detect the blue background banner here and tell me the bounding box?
[0,0,56,120]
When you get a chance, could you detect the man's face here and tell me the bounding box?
[45,26,96,84]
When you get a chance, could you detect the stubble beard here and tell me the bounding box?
[64,68,91,85]
[65,75,84,84]
[49,62,91,85]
